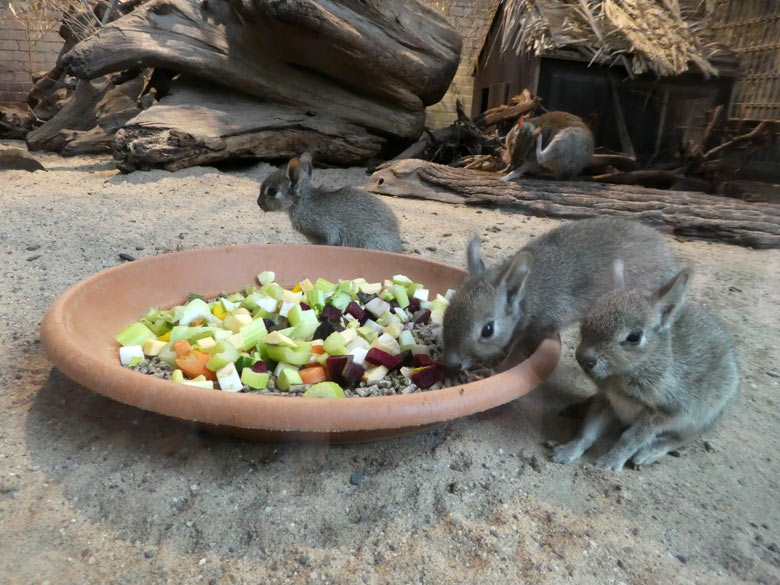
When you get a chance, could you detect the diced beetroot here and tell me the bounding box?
[263,318,275,331]
[320,305,343,322]
[300,302,310,311]
[412,354,434,368]
[389,300,400,310]
[359,312,370,325]
[342,361,365,387]
[326,355,351,384]
[411,364,446,389]
[251,361,269,373]
[407,297,421,312]
[414,309,431,325]
[357,292,377,305]
[345,301,366,321]
[365,348,401,370]
[397,349,413,367]
[314,319,343,341]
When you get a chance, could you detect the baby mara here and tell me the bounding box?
[443,217,738,470]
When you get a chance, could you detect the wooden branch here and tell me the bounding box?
[113,81,384,171]
[587,153,639,172]
[609,76,636,159]
[472,90,540,128]
[365,159,780,249]
[703,121,771,161]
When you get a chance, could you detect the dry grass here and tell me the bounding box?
[497,0,725,77]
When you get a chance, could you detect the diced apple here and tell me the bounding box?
[223,312,253,333]
[224,333,244,350]
[195,336,218,351]
[119,345,145,366]
[142,338,167,356]
[298,278,314,292]
[182,380,215,389]
[383,322,403,339]
[346,336,370,352]
[412,288,429,302]
[365,296,390,318]
[371,333,401,355]
[430,309,445,325]
[262,330,297,348]
[359,282,382,295]
[362,364,389,384]
[216,362,243,392]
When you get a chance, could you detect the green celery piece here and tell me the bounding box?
[234,355,256,374]
[179,298,212,325]
[260,283,284,300]
[240,295,259,311]
[314,278,337,292]
[157,343,178,367]
[390,285,409,308]
[289,321,318,341]
[227,292,245,303]
[306,289,326,313]
[288,305,317,327]
[392,274,413,286]
[129,356,144,367]
[265,341,312,366]
[169,326,216,343]
[257,270,276,286]
[251,307,275,320]
[241,369,269,390]
[187,293,206,302]
[239,318,268,351]
[116,322,156,347]
[206,341,239,371]
[379,289,395,302]
[405,282,423,296]
[323,331,347,356]
[376,310,394,327]
[356,326,378,343]
[303,381,345,398]
[171,369,185,383]
[336,280,359,298]
[329,291,352,311]
[276,368,303,391]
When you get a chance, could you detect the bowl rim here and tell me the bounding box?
[40,244,562,434]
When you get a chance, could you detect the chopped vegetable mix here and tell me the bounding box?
[117,271,466,396]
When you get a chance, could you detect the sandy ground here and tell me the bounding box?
[1,142,779,585]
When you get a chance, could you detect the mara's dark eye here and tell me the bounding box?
[625,330,643,344]
[266,186,278,197]
[481,321,494,339]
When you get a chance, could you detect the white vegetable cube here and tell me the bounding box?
[362,364,389,383]
[216,363,243,392]
[233,307,251,316]
[393,308,409,322]
[340,328,358,345]
[223,312,252,333]
[365,297,390,318]
[412,288,429,302]
[430,309,445,325]
[119,345,145,366]
[278,300,297,318]
[359,282,382,295]
[343,313,356,323]
[251,292,279,314]
[346,336,370,352]
[195,336,217,351]
[363,319,384,334]
[349,346,369,366]
[214,329,232,341]
[400,366,414,379]
[220,297,239,313]
[398,329,416,350]
[142,338,167,356]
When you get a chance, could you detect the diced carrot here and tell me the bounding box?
[310,344,326,355]
[191,317,206,327]
[299,365,327,385]
[173,339,191,357]
[176,349,216,380]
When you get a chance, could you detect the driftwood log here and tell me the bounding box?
[60,0,461,154]
[113,81,385,172]
[365,159,780,249]
[0,104,37,139]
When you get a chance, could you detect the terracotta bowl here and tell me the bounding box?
[40,245,561,443]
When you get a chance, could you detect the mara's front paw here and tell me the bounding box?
[551,442,584,465]
[498,174,511,183]
[593,453,627,472]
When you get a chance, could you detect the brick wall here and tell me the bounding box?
[0,6,64,104]
[423,0,500,128]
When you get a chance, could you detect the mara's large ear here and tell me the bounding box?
[287,153,313,187]
[610,259,625,290]
[496,251,532,308]
[467,236,485,276]
[651,268,691,329]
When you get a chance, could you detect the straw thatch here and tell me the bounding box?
[496,0,731,78]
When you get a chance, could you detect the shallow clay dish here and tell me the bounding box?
[41,245,561,443]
